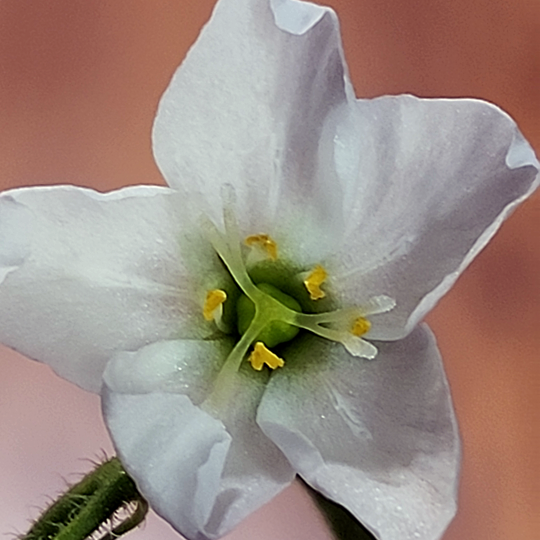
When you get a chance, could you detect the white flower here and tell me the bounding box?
[0,0,538,540]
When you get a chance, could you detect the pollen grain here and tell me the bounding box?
[245,233,278,260]
[203,289,227,321]
[249,342,285,371]
[304,264,328,300]
[351,317,371,337]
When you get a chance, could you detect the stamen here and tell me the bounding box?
[292,315,378,359]
[292,293,395,360]
[245,234,278,260]
[304,264,328,300]
[249,342,285,371]
[203,289,227,322]
[352,317,371,337]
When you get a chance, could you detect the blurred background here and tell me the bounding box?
[0,1,538,539]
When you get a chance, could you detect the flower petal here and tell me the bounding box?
[0,185,206,392]
[103,338,295,540]
[102,338,231,400]
[257,326,460,540]
[153,0,352,258]
[327,96,539,339]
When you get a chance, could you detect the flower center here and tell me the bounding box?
[236,283,301,350]
[199,206,396,413]
[203,207,396,375]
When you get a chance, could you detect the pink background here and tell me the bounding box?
[0,1,538,539]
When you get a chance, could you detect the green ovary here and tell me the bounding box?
[236,282,301,348]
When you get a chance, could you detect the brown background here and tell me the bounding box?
[0,1,538,539]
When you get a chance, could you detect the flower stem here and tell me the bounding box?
[22,457,147,540]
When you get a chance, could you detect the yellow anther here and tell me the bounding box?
[351,317,371,337]
[203,289,227,321]
[249,342,285,371]
[245,234,278,260]
[304,264,328,300]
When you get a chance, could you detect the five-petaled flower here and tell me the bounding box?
[1,1,538,540]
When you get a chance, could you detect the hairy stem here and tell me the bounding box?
[22,457,147,540]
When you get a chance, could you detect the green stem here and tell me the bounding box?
[22,457,148,540]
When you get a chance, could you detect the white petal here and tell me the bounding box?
[102,338,231,402]
[257,325,460,540]
[0,185,206,392]
[327,96,539,339]
[270,0,326,34]
[103,390,231,540]
[103,339,295,540]
[152,0,352,260]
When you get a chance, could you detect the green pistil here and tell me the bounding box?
[218,285,298,377]
[237,283,301,348]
